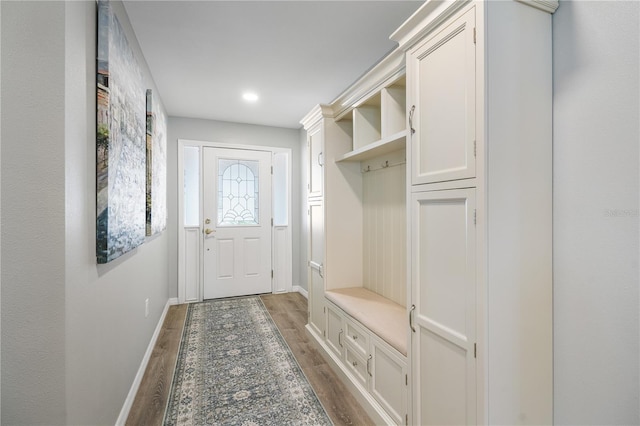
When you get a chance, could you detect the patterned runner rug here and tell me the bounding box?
[164,296,332,425]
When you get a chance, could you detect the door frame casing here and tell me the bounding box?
[177,139,293,303]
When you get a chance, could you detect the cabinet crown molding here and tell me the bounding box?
[515,0,559,13]
[300,104,334,130]
[390,0,472,51]
[329,49,406,121]
[391,0,558,51]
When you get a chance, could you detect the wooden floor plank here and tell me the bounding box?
[127,293,372,426]
[126,304,187,426]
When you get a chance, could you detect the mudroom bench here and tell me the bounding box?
[323,287,408,425]
[325,288,407,356]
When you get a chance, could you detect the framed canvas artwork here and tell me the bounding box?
[146,89,167,236]
[96,0,146,263]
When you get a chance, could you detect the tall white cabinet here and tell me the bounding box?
[302,105,361,339]
[395,0,556,424]
[302,1,556,424]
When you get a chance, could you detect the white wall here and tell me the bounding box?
[167,117,306,293]
[1,3,67,422]
[553,1,639,423]
[2,1,172,424]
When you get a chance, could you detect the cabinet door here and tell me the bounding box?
[308,200,325,337]
[307,123,324,198]
[308,268,325,338]
[371,338,407,426]
[411,188,476,425]
[408,7,476,185]
[326,303,345,359]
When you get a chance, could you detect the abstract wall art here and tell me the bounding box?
[96,0,146,263]
[146,89,167,236]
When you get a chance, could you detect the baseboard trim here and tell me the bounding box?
[293,285,308,299]
[116,298,178,425]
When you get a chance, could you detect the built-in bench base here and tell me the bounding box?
[325,287,407,356]
[306,287,409,425]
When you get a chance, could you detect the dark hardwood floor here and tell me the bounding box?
[126,292,373,426]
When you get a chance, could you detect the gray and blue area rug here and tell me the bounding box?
[164,296,332,425]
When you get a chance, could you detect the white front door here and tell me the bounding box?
[202,147,272,299]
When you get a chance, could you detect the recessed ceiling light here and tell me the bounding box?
[242,92,259,102]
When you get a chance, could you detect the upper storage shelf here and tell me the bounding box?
[315,48,408,164]
[337,75,407,162]
[336,130,407,162]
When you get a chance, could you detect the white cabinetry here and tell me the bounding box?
[308,199,325,338]
[371,336,408,425]
[411,188,477,425]
[325,302,344,358]
[307,122,324,198]
[302,2,555,422]
[325,300,408,425]
[301,51,409,426]
[408,7,476,185]
[392,1,557,424]
[302,105,360,343]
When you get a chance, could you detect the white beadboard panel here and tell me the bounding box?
[184,227,200,302]
[362,151,406,306]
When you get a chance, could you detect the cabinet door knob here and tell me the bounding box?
[352,361,358,367]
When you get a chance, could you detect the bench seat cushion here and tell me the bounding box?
[325,287,407,356]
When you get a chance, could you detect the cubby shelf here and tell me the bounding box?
[335,130,407,162]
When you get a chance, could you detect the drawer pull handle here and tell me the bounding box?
[352,361,358,367]
[352,335,358,341]
[367,354,372,376]
[338,329,343,347]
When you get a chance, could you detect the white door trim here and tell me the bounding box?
[177,139,293,303]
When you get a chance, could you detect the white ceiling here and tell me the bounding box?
[123,1,423,129]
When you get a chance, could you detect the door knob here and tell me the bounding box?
[204,228,215,235]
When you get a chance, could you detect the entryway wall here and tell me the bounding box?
[2,1,172,424]
[167,117,305,297]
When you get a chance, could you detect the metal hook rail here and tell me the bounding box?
[361,159,406,173]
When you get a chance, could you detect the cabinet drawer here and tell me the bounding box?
[345,319,369,357]
[345,346,369,387]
